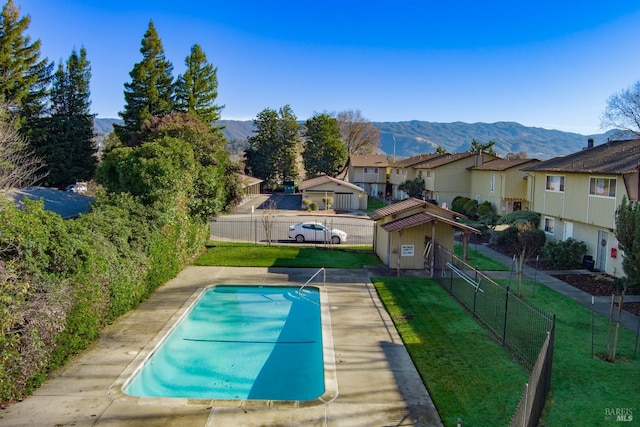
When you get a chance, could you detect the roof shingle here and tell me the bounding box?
[522,139,640,174]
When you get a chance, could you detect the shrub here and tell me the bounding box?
[490,225,519,246]
[310,202,318,211]
[322,196,334,210]
[477,201,494,217]
[497,210,541,228]
[480,213,500,227]
[451,196,471,214]
[542,238,588,269]
[463,199,479,218]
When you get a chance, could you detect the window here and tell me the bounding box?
[589,177,616,197]
[545,175,565,192]
[363,167,378,174]
[544,217,555,234]
[426,170,431,178]
[490,172,496,192]
[417,170,423,178]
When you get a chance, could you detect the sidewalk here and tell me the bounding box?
[471,244,640,332]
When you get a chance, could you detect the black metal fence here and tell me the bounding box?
[434,246,555,370]
[510,321,555,427]
[209,216,375,247]
[434,246,556,427]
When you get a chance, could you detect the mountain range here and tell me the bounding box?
[95,118,624,160]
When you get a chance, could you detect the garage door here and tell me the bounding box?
[334,193,352,211]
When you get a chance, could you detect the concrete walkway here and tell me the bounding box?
[470,243,640,332]
[0,267,443,427]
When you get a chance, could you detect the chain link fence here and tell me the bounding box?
[209,216,375,248]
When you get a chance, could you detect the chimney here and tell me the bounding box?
[587,138,594,149]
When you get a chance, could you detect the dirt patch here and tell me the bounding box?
[552,273,619,296]
[485,240,640,316]
[551,273,640,316]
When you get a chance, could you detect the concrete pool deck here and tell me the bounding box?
[0,267,443,427]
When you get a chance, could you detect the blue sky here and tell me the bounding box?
[18,0,640,134]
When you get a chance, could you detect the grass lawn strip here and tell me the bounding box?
[373,277,528,427]
[196,242,381,268]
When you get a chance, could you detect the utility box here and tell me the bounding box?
[283,180,295,194]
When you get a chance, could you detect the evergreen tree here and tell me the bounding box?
[33,47,95,187]
[303,113,347,177]
[0,0,53,126]
[115,20,174,145]
[244,105,299,186]
[174,44,223,128]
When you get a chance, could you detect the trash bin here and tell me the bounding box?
[582,255,594,271]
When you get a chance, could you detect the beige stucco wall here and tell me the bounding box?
[373,206,457,270]
[470,169,530,214]
[385,222,454,270]
[301,181,365,211]
[528,171,626,277]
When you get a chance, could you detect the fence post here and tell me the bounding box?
[503,286,510,346]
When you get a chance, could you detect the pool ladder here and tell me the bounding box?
[297,267,326,299]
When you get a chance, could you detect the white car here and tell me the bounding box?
[288,222,347,244]
[65,182,87,193]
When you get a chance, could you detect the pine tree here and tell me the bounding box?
[303,113,347,177]
[115,20,174,145]
[245,105,299,186]
[175,44,223,128]
[0,0,53,126]
[34,47,95,187]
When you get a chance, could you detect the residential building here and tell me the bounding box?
[347,154,389,197]
[388,153,444,200]
[522,138,640,277]
[414,152,499,208]
[470,158,540,214]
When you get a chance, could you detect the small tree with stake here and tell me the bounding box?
[607,197,640,361]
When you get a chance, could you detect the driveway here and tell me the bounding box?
[233,194,302,214]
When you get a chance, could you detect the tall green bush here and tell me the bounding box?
[542,238,587,269]
[477,201,494,217]
[451,196,471,214]
[497,210,541,228]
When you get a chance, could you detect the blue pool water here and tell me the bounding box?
[124,285,324,400]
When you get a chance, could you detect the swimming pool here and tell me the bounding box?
[119,285,336,404]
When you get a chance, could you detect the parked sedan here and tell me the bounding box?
[288,222,347,244]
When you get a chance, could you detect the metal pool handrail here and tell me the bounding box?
[298,267,326,297]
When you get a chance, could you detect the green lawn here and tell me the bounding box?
[372,277,528,427]
[365,196,387,213]
[374,275,640,426]
[194,243,640,427]
[453,242,510,271]
[195,241,381,268]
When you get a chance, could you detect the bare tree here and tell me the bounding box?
[261,199,278,245]
[601,80,640,136]
[505,151,528,160]
[335,110,380,176]
[336,110,380,154]
[0,107,46,191]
